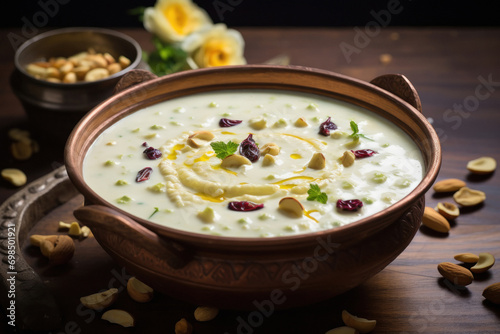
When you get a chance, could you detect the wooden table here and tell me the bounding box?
[1,27,499,333]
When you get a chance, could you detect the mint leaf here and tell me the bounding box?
[349,120,373,141]
[307,184,328,204]
[210,141,239,160]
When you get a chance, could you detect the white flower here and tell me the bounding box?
[143,0,212,43]
[181,24,246,68]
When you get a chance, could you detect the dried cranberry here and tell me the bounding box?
[143,146,162,160]
[219,118,243,127]
[318,116,337,136]
[336,199,363,211]
[228,201,264,211]
[351,149,377,159]
[239,134,260,162]
[142,142,149,147]
[136,167,153,182]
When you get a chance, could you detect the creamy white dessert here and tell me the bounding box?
[83,90,423,238]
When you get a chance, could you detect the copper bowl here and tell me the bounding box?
[65,65,441,310]
[10,27,142,142]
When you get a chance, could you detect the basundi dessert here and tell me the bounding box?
[83,90,424,238]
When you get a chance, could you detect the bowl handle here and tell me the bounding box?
[74,205,189,269]
[113,69,158,94]
[370,74,422,113]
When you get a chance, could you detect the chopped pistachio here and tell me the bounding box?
[144,133,159,139]
[341,181,354,189]
[284,225,297,232]
[104,160,117,166]
[106,141,117,146]
[220,112,232,117]
[115,180,128,186]
[260,232,274,238]
[306,103,319,111]
[164,209,174,213]
[273,118,288,128]
[150,124,165,130]
[117,195,132,204]
[310,116,320,122]
[265,174,276,180]
[238,217,252,224]
[382,143,390,147]
[330,131,348,139]
[173,107,186,113]
[131,128,140,133]
[208,102,219,108]
[170,121,182,126]
[362,197,375,204]
[197,207,218,223]
[395,178,412,188]
[148,182,166,193]
[258,213,275,220]
[372,172,387,184]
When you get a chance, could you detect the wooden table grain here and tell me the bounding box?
[1,27,499,333]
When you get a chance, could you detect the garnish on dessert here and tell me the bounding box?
[307,183,328,204]
[210,140,239,160]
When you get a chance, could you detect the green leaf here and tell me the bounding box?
[145,37,188,76]
[307,183,328,204]
[349,120,373,141]
[210,141,239,160]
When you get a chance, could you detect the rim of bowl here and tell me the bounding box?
[14,27,142,87]
[65,64,441,249]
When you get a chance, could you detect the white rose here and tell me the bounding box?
[181,24,246,68]
[143,0,212,44]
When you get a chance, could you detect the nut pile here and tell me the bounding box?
[437,252,498,304]
[429,156,499,305]
[422,156,496,234]
[25,48,131,83]
[79,275,218,332]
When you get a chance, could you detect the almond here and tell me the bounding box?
[194,306,219,322]
[278,197,304,217]
[437,262,474,286]
[453,253,479,264]
[482,282,500,304]
[470,252,495,274]
[432,178,466,193]
[422,207,450,233]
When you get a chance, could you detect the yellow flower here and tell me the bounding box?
[182,24,246,68]
[143,0,212,43]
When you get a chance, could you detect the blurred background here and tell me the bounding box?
[3,0,499,29]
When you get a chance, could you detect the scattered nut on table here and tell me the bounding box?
[466,156,497,174]
[437,262,474,286]
[1,168,27,187]
[127,277,154,303]
[194,306,219,322]
[470,252,495,274]
[32,234,75,265]
[432,178,466,193]
[80,288,119,310]
[101,309,135,327]
[422,207,450,233]
[453,187,486,206]
[483,282,500,304]
[175,318,193,334]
